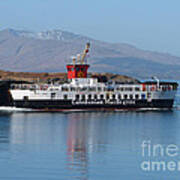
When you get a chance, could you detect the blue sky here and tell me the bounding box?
[0,0,180,56]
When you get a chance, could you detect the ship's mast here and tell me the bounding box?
[80,42,90,64]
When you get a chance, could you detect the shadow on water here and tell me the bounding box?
[0,112,12,152]
[66,113,111,180]
[0,110,180,179]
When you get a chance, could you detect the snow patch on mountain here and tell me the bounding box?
[6,28,83,41]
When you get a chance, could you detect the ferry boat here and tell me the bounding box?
[0,43,178,111]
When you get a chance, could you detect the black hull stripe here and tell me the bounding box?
[9,99,174,110]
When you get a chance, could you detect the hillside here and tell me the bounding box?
[0,28,180,79]
[0,70,139,84]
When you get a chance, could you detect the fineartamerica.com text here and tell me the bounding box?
[141,140,180,172]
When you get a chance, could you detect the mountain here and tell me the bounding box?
[0,28,180,79]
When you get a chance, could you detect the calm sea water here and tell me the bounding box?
[0,87,180,180]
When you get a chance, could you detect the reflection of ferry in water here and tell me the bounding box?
[0,43,178,111]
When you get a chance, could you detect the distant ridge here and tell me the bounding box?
[0,28,180,79]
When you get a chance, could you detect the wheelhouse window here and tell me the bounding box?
[107,87,114,92]
[129,94,133,99]
[100,94,104,99]
[89,87,96,91]
[98,87,102,92]
[125,87,133,91]
[88,94,92,100]
[118,94,121,100]
[120,87,124,91]
[62,87,69,92]
[112,94,116,100]
[70,87,76,91]
[63,94,68,100]
[51,93,56,99]
[75,94,80,100]
[141,94,146,99]
[23,96,29,100]
[147,93,151,98]
[81,94,86,101]
[94,94,97,99]
[106,94,110,100]
[76,67,80,71]
[135,94,139,99]
[124,94,128,99]
[135,87,140,91]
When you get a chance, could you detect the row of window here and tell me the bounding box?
[62,94,146,100]
[67,67,86,72]
[61,86,141,92]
